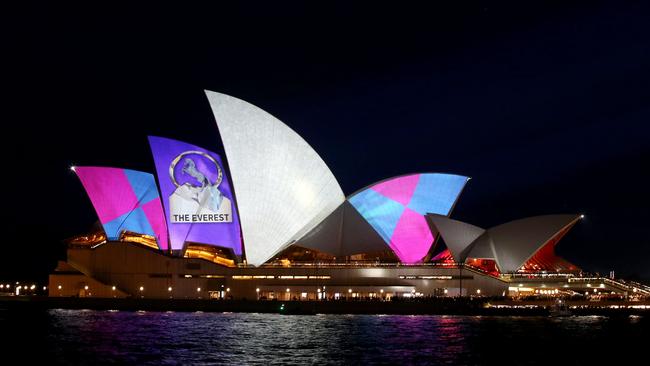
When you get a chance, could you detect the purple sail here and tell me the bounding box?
[148,136,242,255]
[74,167,169,250]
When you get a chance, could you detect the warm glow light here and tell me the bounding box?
[226,288,231,292]
[317,288,321,293]
[286,288,290,292]
[348,289,352,293]
[139,286,144,291]
[43,286,47,291]
[443,289,448,294]
[112,286,116,291]
[197,287,201,292]
[256,288,260,292]
[168,287,172,292]
[580,214,585,219]
[70,166,76,172]
[58,285,62,290]
[84,285,89,290]
[380,289,384,293]
[476,289,481,294]
[30,285,35,290]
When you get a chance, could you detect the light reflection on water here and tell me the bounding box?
[1,309,647,365]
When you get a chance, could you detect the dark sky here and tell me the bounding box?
[3,1,649,280]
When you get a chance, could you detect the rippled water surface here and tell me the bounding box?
[1,309,647,365]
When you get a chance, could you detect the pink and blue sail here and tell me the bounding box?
[74,167,169,250]
[349,173,468,263]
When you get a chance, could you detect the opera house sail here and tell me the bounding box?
[204,91,345,266]
[148,136,243,257]
[428,214,582,273]
[73,167,168,250]
[296,173,469,263]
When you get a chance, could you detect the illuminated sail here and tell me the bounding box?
[348,173,469,263]
[148,136,242,256]
[205,91,345,266]
[74,167,168,250]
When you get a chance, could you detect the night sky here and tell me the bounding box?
[4,2,649,281]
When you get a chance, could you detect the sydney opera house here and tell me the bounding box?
[50,91,643,300]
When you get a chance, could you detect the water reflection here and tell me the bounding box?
[0,309,646,365]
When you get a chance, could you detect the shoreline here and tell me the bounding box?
[1,297,648,316]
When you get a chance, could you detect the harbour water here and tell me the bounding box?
[2,309,647,365]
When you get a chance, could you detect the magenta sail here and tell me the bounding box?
[74,167,169,250]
